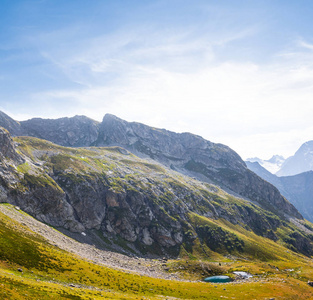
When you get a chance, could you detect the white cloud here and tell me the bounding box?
[298,40,313,51]
[225,126,313,160]
[31,49,313,160]
[22,22,313,160]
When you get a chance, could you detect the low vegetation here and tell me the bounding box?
[1,136,312,298]
[1,204,313,299]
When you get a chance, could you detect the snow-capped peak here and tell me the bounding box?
[246,155,285,174]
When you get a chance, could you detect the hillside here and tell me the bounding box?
[0,126,311,258]
[0,111,302,221]
[1,123,313,298]
[1,200,313,299]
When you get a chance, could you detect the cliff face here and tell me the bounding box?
[20,116,100,147]
[0,111,23,136]
[0,127,23,162]
[95,114,300,219]
[0,128,83,232]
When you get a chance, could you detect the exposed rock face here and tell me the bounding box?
[13,183,85,233]
[0,111,302,219]
[20,116,100,147]
[0,128,83,232]
[0,127,23,163]
[95,114,301,219]
[0,111,23,136]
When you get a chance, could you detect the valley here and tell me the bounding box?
[0,112,313,298]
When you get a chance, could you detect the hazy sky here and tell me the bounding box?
[1,0,313,159]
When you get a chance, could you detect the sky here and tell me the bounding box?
[1,0,313,159]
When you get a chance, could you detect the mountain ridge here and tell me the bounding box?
[277,141,313,176]
[0,129,312,258]
[246,155,285,174]
[0,110,301,220]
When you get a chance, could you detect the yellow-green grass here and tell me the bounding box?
[1,204,313,299]
[188,212,311,262]
[8,136,313,298]
[1,261,313,299]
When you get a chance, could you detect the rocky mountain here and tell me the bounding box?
[246,155,285,174]
[246,161,313,223]
[95,114,300,219]
[0,111,300,220]
[0,111,23,136]
[1,111,313,257]
[20,116,100,147]
[0,111,100,147]
[276,141,313,177]
[0,128,312,257]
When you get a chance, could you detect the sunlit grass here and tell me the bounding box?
[1,204,313,299]
[6,136,313,298]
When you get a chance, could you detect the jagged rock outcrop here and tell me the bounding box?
[0,127,23,163]
[94,114,301,219]
[0,111,100,147]
[0,111,23,136]
[20,115,100,147]
[0,127,83,232]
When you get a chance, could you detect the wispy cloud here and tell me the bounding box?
[28,31,313,159]
[298,40,313,51]
[3,1,313,159]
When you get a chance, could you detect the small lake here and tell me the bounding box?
[203,275,232,283]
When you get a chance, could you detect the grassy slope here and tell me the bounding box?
[1,136,311,298]
[1,204,313,299]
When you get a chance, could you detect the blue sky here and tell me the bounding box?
[1,0,313,159]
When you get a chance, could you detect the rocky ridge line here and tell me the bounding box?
[0,111,301,220]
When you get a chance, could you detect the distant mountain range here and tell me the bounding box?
[276,141,313,176]
[247,141,313,222]
[247,140,313,177]
[246,161,313,222]
[246,155,285,174]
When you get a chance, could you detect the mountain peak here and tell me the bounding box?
[246,155,285,174]
[277,140,313,176]
[0,110,23,136]
[268,155,285,163]
[102,113,123,122]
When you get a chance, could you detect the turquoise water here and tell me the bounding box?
[203,275,232,283]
